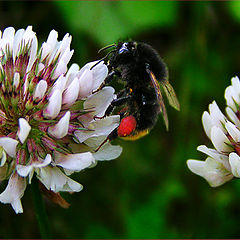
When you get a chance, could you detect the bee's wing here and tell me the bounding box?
[161,79,180,111]
[146,69,169,130]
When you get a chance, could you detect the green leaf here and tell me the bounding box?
[228,1,240,22]
[54,2,178,45]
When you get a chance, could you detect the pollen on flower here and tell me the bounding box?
[0,26,122,214]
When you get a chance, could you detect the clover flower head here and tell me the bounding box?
[187,76,240,187]
[0,26,122,213]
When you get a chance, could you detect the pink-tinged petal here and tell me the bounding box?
[33,80,48,101]
[226,107,240,128]
[75,115,120,143]
[54,151,95,171]
[78,69,94,98]
[57,33,72,58]
[61,48,74,65]
[1,27,15,52]
[65,63,80,87]
[40,42,50,61]
[84,86,115,118]
[46,30,58,47]
[24,27,38,73]
[229,152,240,177]
[17,154,52,179]
[52,59,68,79]
[37,166,83,192]
[77,60,108,94]
[187,158,233,187]
[43,89,62,119]
[22,26,35,43]
[51,74,67,94]
[37,63,45,75]
[13,72,20,89]
[62,77,80,107]
[13,28,25,59]
[35,154,52,168]
[0,173,26,214]
[225,121,240,143]
[91,61,108,91]
[78,61,94,75]
[79,87,115,127]
[48,111,70,139]
[0,137,18,157]
[16,165,33,177]
[2,26,15,40]
[38,154,52,168]
[17,118,31,144]
[23,77,29,97]
[41,30,58,61]
[210,126,232,153]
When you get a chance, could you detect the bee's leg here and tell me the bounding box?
[94,94,131,120]
[95,96,130,152]
[92,70,120,94]
[95,104,129,152]
[106,95,131,114]
[95,128,118,152]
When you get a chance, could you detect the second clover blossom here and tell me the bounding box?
[187,76,240,187]
[0,26,122,214]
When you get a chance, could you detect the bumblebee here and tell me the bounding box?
[93,41,180,151]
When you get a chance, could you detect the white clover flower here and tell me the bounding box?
[0,26,122,213]
[187,76,240,187]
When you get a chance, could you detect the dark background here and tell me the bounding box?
[1,1,240,238]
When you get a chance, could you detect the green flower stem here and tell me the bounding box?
[31,176,52,239]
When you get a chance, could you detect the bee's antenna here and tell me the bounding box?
[90,49,116,70]
[98,44,116,53]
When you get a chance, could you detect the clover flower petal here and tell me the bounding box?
[187,76,240,187]
[0,26,121,213]
[17,118,31,144]
[187,158,233,187]
[0,173,26,213]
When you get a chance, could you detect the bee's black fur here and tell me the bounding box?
[93,41,178,150]
[107,41,167,131]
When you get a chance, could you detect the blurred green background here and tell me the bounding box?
[1,1,240,238]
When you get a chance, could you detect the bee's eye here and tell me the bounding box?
[119,43,128,54]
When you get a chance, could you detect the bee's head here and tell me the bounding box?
[111,41,137,65]
[117,41,137,55]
